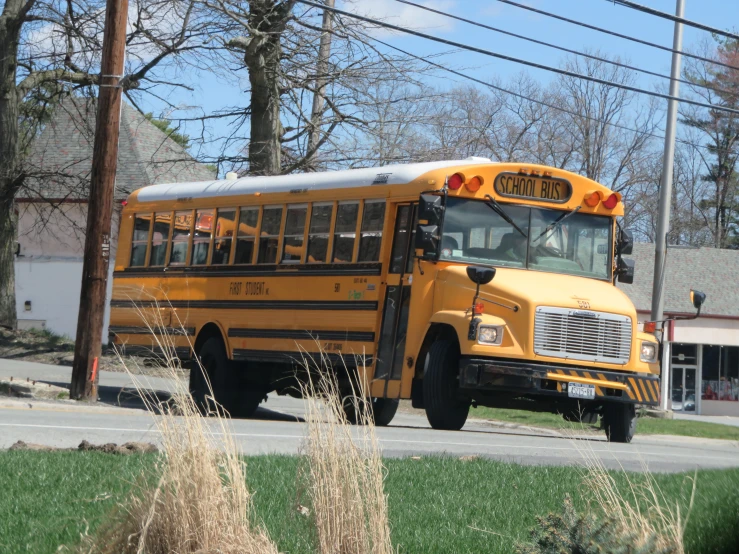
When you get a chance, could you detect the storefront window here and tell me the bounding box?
[701,345,739,402]
[671,344,697,365]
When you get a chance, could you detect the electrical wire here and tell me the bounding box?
[495,0,739,73]
[608,0,739,42]
[370,35,715,154]
[296,0,739,116]
[394,0,733,97]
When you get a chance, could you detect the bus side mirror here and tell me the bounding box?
[616,257,634,284]
[618,228,633,256]
[466,266,496,286]
[414,194,445,260]
[690,289,706,315]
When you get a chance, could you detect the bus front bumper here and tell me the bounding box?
[459,358,660,406]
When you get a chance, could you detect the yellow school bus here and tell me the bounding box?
[111,158,663,442]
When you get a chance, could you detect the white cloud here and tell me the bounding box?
[338,0,458,36]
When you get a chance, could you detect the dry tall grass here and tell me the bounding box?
[82,302,278,554]
[568,429,695,553]
[299,351,393,554]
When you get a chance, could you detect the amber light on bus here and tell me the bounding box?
[643,321,657,333]
[584,191,601,207]
[465,176,483,192]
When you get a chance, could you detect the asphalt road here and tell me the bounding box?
[1,359,738,473]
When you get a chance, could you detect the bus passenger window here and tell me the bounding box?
[258,206,283,264]
[234,207,259,264]
[212,208,236,265]
[358,201,385,262]
[332,202,359,263]
[149,212,171,266]
[130,214,151,267]
[169,211,193,265]
[192,209,213,265]
[282,204,307,263]
[307,203,333,263]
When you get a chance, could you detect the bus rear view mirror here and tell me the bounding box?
[418,193,444,225]
[415,224,440,260]
[616,257,634,284]
[690,289,706,312]
[618,228,634,256]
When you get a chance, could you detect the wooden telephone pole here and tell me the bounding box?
[70,0,128,400]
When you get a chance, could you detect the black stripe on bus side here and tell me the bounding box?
[110,299,378,311]
[115,344,192,359]
[114,262,382,279]
[109,325,195,336]
[228,328,375,342]
[232,349,373,367]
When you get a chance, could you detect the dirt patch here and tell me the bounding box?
[9,439,158,454]
[0,328,188,377]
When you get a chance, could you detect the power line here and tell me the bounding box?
[394,0,732,97]
[608,0,739,42]
[368,35,715,154]
[494,0,739,73]
[297,0,739,116]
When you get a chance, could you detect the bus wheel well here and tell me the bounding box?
[193,323,225,357]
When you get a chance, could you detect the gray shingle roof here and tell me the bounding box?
[21,97,214,201]
[617,243,739,317]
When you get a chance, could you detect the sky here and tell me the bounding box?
[136,0,739,168]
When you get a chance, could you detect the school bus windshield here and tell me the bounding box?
[440,196,612,280]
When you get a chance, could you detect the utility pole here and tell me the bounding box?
[652,0,685,411]
[70,0,128,400]
[307,0,334,164]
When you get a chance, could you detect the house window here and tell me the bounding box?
[358,200,385,262]
[169,211,193,265]
[212,208,236,265]
[332,202,359,263]
[149,212,171,266]
[192,209,213,265]
[258,206,283,264]
[307,203,333,263]
[234,207,259,264]
[130,214,151,267]
[282,204,308,263]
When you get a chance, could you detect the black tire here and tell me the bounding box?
[342,396,399,426]
[423,340,470,431]
[193,337,261,418]
[603,403,636,443]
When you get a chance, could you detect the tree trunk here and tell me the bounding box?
[0,0,25,328]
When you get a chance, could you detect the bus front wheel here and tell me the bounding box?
[602,403,636,443]
[423,340,470,431]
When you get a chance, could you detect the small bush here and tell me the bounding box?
[517,495,680,554]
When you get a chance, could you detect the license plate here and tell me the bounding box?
[567,383,595,400]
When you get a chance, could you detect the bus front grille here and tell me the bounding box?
[534,307,632,365]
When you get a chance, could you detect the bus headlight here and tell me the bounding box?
[478,325,504,345]
[640,341,658,363]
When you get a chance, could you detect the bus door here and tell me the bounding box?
[375,203,417,396]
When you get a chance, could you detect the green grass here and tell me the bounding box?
[470,406,739,441]
[2,452,739,554]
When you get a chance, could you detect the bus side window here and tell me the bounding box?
[170,210,193,265]
[149,212,172,266]
[282,204,307,263]
[212,208,236,265]
[234,207,259,264]
[358,200,385,263]
[192,209,213,265]
[258,206,283,264]
[332,202,359,263]
[130,214,151,267]
[307,203,333,263]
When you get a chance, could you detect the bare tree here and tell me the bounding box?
[0,0,211,327]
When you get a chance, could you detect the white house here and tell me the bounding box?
[14,97,214,340]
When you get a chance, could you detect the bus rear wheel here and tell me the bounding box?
[602,403,636,443]
[423,340,470,431]
[343,397,399,427]
[192,337,261,418]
